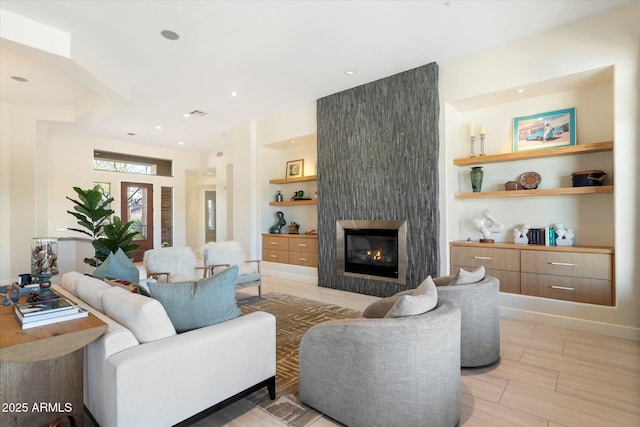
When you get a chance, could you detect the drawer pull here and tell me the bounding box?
[270,242,279,245]
[550,285,575,291]
[269,254,279,258]
[298,257,308,261]
[549,262,576,267]
[298,244,308,247]
[473,256,493,260]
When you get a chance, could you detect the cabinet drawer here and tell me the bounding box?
[290,238,318,254]
[262,249,289,264]
[521,251,611,280]
[451,266,520,294]
[288,251,318,267]
[262,236,289,251]
[451,246,520,271]
[521,273,613,305]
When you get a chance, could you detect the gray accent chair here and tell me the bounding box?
[361,275,501,368]
[433,275,500,368]
[298,298,461,427]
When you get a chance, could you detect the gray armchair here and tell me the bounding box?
[391,275,501,368]
[298,298,461,427]
[434,274,500,367]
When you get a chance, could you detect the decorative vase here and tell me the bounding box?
[470,166,484,192]
[31,237,59,300]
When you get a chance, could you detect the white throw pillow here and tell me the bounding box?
[61,271,86,296]
[76,278,117,313]
[385,276,438,318]
[103,290,176,343]
[449,266,485,285]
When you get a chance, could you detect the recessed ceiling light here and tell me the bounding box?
[518,88,525,93]
[344,69,356,76]
[178,141,185,145]
[154,125,162,130]
[11,76,28,82]
[231,91,238,97]
[161,30,180,40]
[183,113,191,118]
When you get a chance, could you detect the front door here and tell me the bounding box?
[121,182,153,262]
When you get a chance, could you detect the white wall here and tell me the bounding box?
[0,103,202,281]
[439,2,639,339]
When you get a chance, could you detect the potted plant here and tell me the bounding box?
[66,185,139,267]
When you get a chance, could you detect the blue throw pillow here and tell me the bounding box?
[146,266,240,333]
[93,248,140,284]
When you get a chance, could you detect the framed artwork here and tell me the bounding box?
[285,159,304,178]
[513,107,576,152]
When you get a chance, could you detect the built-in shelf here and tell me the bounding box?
[453,141,613,166]
[455,185,614,199]
[269,200,317,206]
[269,175,317,184]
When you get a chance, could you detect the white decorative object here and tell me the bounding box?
[554,224,575,246]
[513,224,530,244]
[472,209,504,243]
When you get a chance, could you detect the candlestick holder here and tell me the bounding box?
[470,136,476,157]
[479,133,486,156]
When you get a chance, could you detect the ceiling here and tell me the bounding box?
[0,0,632,151]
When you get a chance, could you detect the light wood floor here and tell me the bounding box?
[90,271,639,426]
[204,275,640,427]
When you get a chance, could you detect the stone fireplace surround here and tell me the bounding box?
[316,62,440,298]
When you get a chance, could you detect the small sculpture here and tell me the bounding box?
[514,224,530,244]
[472,209,504,243]
[555,224,575,246]
[270,211,286,234]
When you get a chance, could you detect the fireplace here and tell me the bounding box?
[336,220,407,285]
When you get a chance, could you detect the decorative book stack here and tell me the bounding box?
[14,294,87,329]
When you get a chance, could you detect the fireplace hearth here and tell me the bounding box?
[336,220,407,285]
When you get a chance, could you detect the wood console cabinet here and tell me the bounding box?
[0,301,107,427]
[262,233,318,267]
[450,241,614,306]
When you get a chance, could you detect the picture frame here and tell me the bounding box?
[513,107,576,152]
[285,159,304,179]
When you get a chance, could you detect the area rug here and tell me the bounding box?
[238,292,362,427]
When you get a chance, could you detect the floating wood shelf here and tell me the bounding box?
[453,141,613,166]
[269,175,317,184]
[454,185,614,199]
[269,200,317,206]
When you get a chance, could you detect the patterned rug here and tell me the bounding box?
[238,292,362,427]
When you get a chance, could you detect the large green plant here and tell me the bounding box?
[66,186,139,267]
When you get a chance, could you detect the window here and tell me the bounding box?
[93,150,172,177]
[93,182,112,209]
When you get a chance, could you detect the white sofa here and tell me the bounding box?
[56,272,276,427]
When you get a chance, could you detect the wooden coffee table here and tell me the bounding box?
[0,298,107,427]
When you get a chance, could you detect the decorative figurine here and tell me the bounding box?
[472,209,504,243]
[514,224,530,244]
[270,211,286,234]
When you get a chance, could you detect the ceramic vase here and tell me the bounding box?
[470,166,484,192]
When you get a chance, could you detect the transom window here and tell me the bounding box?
[93,150,172,177]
